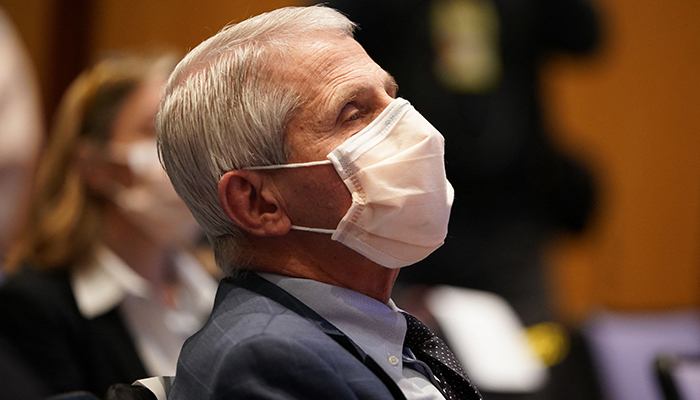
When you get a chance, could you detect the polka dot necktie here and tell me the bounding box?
[403,313,483,400]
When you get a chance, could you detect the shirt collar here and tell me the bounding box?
[258,273,408,380]
[72,246,149,319]
[71,245,217,320]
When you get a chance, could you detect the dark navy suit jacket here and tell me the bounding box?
[170,274,406,400]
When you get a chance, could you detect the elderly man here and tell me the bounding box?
[157,5,482,400]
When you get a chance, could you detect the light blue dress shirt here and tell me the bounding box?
[259,273,446,400]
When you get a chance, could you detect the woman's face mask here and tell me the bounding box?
[109,139,202,246]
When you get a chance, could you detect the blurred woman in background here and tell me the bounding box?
[0,52,217,397]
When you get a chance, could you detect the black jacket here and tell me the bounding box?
[0,268,147,397]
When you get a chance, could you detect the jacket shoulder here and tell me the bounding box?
[172,285,397,400]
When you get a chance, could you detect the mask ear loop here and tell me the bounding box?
[290,225,335,234]
[241,159,337,235]
[244,160,332,170]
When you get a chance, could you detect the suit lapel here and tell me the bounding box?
[232,274,407,400]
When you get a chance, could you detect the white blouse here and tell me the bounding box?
[71,245,217,376]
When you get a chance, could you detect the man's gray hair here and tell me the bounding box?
[156,6,355,275]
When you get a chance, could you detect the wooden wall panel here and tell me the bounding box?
[89,0,301,57]
[0,0,52,78]
[1,0,55,117]
[1,0,301,121]
[544,0,700,322]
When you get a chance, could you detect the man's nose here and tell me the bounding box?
[378,92,394,110]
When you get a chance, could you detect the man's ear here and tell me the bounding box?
[218,170,291,236]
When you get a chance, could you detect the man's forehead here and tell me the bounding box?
[279,34,389,98]
[284,35,363,75]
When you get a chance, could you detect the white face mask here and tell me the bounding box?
[247,98,454,269]
[110,139,202,246]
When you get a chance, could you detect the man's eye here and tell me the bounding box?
[340,103,361,123]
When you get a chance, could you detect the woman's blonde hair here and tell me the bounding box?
[5,51,177,273]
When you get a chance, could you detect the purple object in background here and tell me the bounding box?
[585,310,700,400]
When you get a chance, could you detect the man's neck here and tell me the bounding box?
[244,234,399,304]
